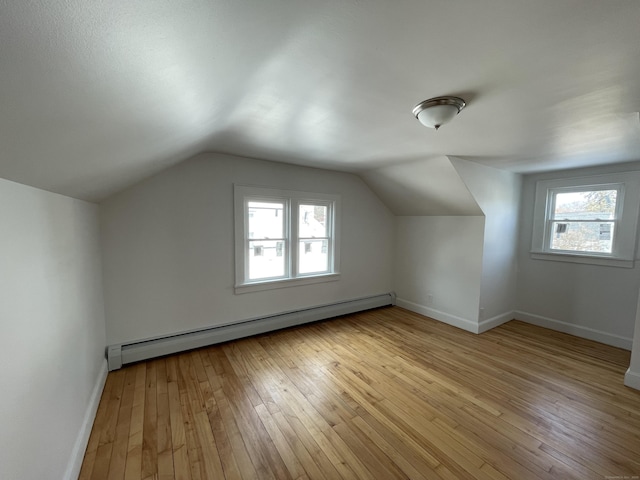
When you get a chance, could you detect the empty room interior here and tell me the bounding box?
[2,2,640,479]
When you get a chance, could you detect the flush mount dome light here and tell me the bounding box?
[412,96,466,130]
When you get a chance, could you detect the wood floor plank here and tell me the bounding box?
[195,351,251,479]
[210,383,261,480]
[332,420,408,479]
[156,359,175,480]
[176,354,204,480]
[80,306,640,480]
[247,339,362,480]
[90,369,127,480]
[80,371,117,480]
[207,348,280,480]
[193,409,226,479]
[92,443,114,480]
[350,414,430,480]
[251,338,369,479]
[107,366,137,480]
[337,342,564,478]
[98,370,127,447]
[166,358,191,480]
[124,363,146,480]
[141,361,158,479]
[254,403,308,479]
[231,339,333,480]
[356,410,444,476]
[242,337,351,479]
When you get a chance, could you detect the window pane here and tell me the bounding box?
[298,239,328,274]
[549,221,614,253]
[299,204,328,238]
[553,190,617,220]
[248,240,285,279]
[248,201,284,239]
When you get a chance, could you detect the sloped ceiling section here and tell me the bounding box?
[361,156,483,216]
[1,2,640,202]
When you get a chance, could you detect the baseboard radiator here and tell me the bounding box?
[107,292,395,371]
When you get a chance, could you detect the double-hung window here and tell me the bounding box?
[545,185,620,254]
[531,172,640,267]
[234,185,340,293]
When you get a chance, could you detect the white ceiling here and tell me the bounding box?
[1,1,639,201]
[363,156,483,216]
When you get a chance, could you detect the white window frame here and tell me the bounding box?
[531,172,640,268]
[234,185,341,294]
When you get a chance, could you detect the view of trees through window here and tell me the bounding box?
[550,189,617,253]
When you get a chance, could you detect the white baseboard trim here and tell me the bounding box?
[514,310,633,350]
[478,311,515,333]
[395,298,479,333]
[624,368,640,390]
[108,293,395,370]
[64,358,108,480]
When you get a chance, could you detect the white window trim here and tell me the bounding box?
[531,172,640,268]
[234,185,341,294]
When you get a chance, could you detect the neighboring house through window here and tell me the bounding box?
[234,185,341,293]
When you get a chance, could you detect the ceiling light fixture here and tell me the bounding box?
[412,96,466,130]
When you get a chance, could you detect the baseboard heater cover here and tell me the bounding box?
[107,292,395,371]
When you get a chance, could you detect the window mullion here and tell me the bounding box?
[289,199,298,279]
[550,219,615,223]
[545,219,554,250]
[244,199,251,282]
[328,203,334,272]
[298,236,330,240]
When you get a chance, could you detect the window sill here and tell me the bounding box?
[235,273,341,294]
[530,251,634,268]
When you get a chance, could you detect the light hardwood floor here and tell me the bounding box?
[80,306,640,479]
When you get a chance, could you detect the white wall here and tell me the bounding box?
[451,157,522,324]
[516,162,640,348]
[388,156,520,333]
[0,178,107,480]
[394,216,485,331]
[100,153,395,345]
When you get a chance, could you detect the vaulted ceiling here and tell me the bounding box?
[1,1,639,201]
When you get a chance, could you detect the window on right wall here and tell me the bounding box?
[531,172,640,268]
